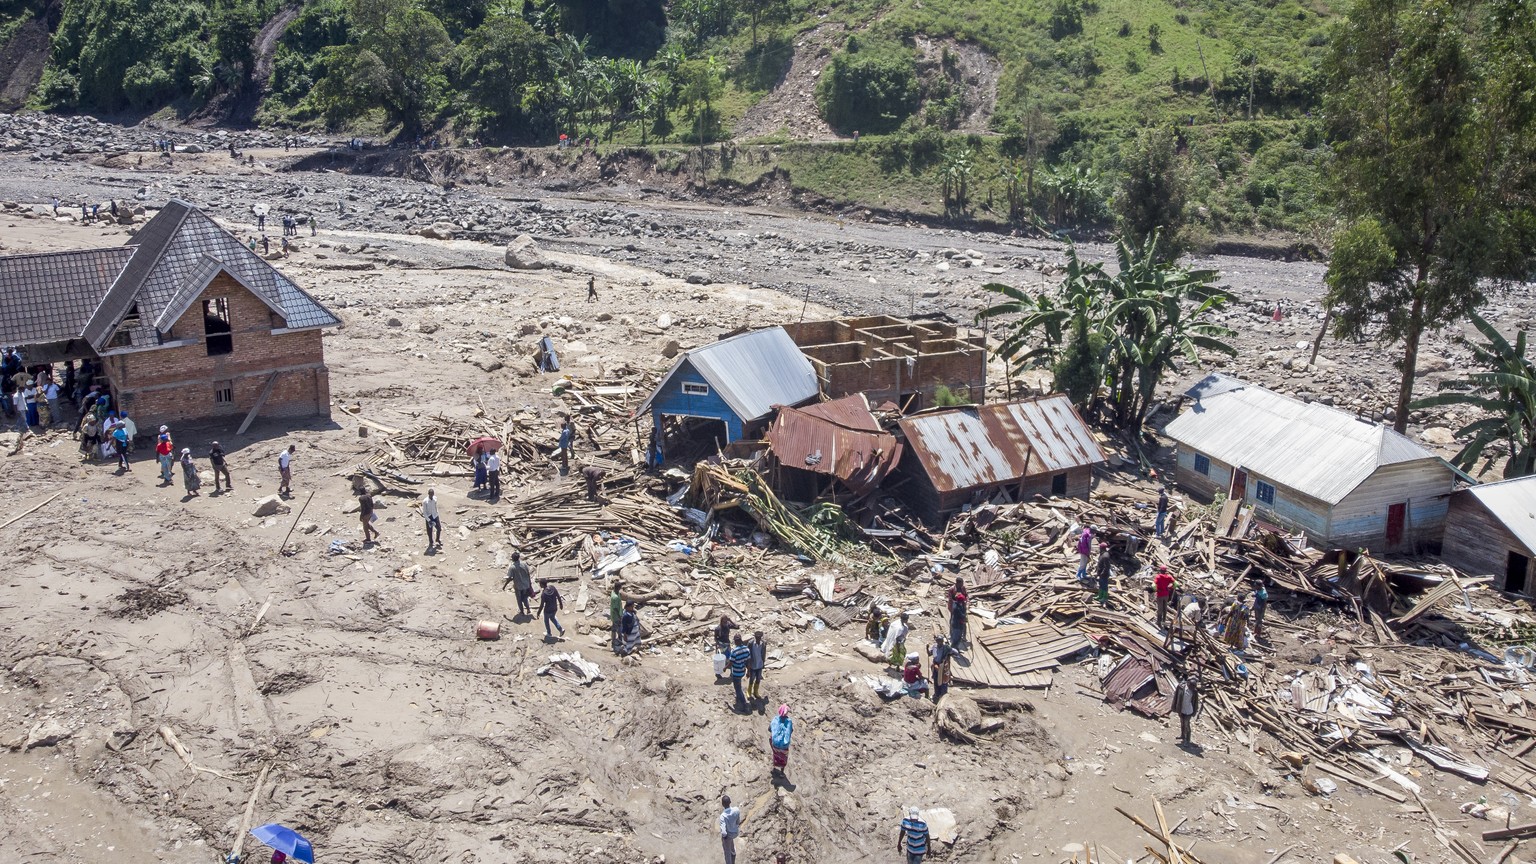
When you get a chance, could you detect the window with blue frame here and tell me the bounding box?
[1193,453,1210,475]
[1256,480,1276,505]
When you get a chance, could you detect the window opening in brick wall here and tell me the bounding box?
[204,298,232,355]
[1193,453,1210,475]
[215,384,233,404]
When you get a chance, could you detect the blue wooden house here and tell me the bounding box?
[636,326,820,460]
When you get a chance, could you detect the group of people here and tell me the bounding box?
[864,579,968,704]
[715,616,772,714]
[152,425,232,495]
[715,796,933,864]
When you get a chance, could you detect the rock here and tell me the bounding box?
[418,321,440,334]
[1421,426,1456,445]
[517,321,538,336]
[661,339,681,359]
[855,641,888,664]
[469,351,504,372]
[385,317,403,328]
[418,222,456,240]
[657,313,673,330]
[505,234,548,269]
[252,495,289,517]
[24,719,71,750]
[299,522,320,535]
[685,270,712,285]
[181,143,205,154]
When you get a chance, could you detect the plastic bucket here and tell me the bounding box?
[476,620,501,640]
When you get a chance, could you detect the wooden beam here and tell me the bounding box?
[1314,759,1408,803]
[1483,823,1536,842]
[236,371,281,436]
[228,762,272,864]
[0,491,62,531]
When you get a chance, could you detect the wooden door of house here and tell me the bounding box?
[1230,467,1248,501]
[1386,502,1407,548]
[1508,551,1530,595]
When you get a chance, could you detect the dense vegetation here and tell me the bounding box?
[3,0,1347,237]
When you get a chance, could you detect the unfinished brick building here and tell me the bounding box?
[781,316,986,412]
[0,200,339,427]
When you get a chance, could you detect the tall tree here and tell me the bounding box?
[316,0,453,135]
[456,12,552,138]
[1115,126,1187,258]
[1323,0,1536,434]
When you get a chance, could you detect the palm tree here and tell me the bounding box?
[979,241,1106,371]
[941,146,975,216]
[1413,312,1536,479]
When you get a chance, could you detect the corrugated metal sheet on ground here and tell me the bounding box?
[976,620,1093,675]
[765,393,902,494]
[950,639,1053,689]
[1463,475,1536,554]
[1102,656,1174,717]
[897,395,1106,493]
[1290,670,1335,712]
[1164,373,1439,505]
[636,326,818,422]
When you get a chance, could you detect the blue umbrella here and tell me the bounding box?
[250,824,314,864]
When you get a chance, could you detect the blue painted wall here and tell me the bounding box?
[648,361,746,441]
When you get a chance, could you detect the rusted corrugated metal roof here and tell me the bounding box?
[765,395,902,495]
[896,395,1107,493]
[799,393,883,431]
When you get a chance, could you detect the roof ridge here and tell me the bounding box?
[0,246,137,262]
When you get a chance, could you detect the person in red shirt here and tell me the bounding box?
[155,428,175,486]
[1154,567,1176,629]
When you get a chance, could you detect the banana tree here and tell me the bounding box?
[978,241,1107,372]
[1413,312,1536,479]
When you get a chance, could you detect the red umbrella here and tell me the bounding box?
[468,437,503,456]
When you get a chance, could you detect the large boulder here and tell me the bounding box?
[253,495,290,517]
[505,234,548,270]
[417,222,456,240]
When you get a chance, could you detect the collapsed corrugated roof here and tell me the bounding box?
[636,326,819,423]
[897,395,1107,493]
[765,393,902,494]
[1164,373,1439,505]
[1464,475,1536,553]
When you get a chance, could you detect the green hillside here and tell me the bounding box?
[2,0,1339,238]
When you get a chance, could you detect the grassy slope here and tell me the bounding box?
[695,0,1337,238]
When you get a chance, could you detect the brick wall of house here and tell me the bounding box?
[100,272,331,428]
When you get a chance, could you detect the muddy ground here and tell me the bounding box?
[0,116,1530,864]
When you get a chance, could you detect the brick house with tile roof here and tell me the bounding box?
[0,200,340,428]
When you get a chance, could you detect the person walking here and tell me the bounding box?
[881,612,910,667]
[729,634,751,712]
[359,492,380,543]
[928,634,953,702]
[1251,578,1270,641]
[586,275,599,302]
[618,601,641,655]
[538,578,565,640]
[1155,487,1169,537]
[1174,673,1201,745]
[718,795,742,864]
[209,441,232,493]
[278,445,295,495]
[898,807,930,864]
[769,704,793,778]
[1075,526,1094,581]
[471,451,487,493]
[179,448,201,497]
[1095,540,1113,606]
[486,450,502,501]
[947,578,968,649]
[1154,566,1175,629]
[156,429,175,485]
[22,379,38,429]
[609,580,624,652]
[747,630,767,703]
[111,421,130,470]
[714,615,738,661]
[421,487,442,549]
[79,414,100,462]
[308,215,316,236]
[502,551,533,617]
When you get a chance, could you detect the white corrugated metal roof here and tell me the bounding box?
[636,326,819,422]
[1164,373,1439,505]
[1465,476,1536,552]
[898,395,1107,493]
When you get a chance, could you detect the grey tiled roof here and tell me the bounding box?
[0,247,137,347]
[87,200,340,350]
[0,200,340,352]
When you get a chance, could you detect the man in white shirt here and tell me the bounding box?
[41,380,59,427]
[486,451,502,500]
[278,444,296,495]
[718,795,742,864]
[421,487,442,549]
